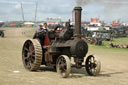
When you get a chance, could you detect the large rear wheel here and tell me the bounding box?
[22,39,42,71]
[56,55,71,78]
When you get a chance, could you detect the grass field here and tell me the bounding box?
[111,38,128,44]
[96,37,128,50]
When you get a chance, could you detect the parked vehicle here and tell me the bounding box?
[0,30,4,37]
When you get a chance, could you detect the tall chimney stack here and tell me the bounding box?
[74,6,82,36]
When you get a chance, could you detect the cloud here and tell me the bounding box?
[0,0,76,21]
[0,0,128,22]
[75,0,128,22]
[15,3,21,9]
[0,1,19,4]
[0,0,35,5]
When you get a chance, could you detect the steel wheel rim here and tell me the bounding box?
[58,57,67,76]
[87,57,97,73]
[56,55,71,78]
[22,40,35,70]
[86,55,101,76]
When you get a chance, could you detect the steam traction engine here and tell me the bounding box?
[22,7,101,78]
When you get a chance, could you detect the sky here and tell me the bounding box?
[0,0,128,22]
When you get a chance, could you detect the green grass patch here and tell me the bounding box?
[111,37,128,44]
[88,37,128,51]
[103,37,128,46]
[89,44,128,51]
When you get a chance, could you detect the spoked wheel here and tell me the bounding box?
[22,39,42,71]
[56,55,71,78]
[85,55,101,76]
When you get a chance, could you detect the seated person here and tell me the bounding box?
[36,23,49,33]
[33,23,49,46]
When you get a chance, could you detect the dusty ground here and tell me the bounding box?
[0,27,128,85]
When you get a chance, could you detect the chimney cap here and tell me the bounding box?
[74,6,82,10]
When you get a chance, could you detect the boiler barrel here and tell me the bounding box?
[70,39,88,58]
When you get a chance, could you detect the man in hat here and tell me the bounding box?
[36,23,49,33]
[33,23,50,46]
[33,23,49,38]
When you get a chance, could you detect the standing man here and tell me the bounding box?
[33,23,49,64]
[42,22,49,32]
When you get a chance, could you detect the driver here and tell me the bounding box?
[33,23,49,45]
[37,23,49,33]
[33,23,49,64]
[33,23,49,38]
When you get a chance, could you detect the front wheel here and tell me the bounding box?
[85,55,101,76]
[56,55,71,78]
